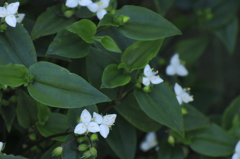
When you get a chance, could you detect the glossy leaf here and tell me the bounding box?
[92,36,122,53]
[106,116,136,159]
[36,113,68,141]
[62,134,79,159]
[188,124,236,157]
[28,62,110,108]
[67,19,96,43]
[101,64,131,88]
[16,89,38,129]
[121,39,163,72]
[46,29,90,58]
[37,102,51,125]
[158,140,185,159]
[0,64,28,87]
[115,93,162,132]
[115,5,181,40]
[31,5,74,40]
[134,83,184,136]
[0,24,37,67]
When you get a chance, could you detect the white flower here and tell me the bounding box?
[174,83,193,105]
[140,132,158,152]
[0,142,3,152]
[87,0,110,20]
[93,112,116,138]
[232,141,240,159]
[16,13,25,23]
[0,2,20,27]
[74,109,100,134]
[166,53,188,76]
[65,0,92,8]
[142,64,164,86]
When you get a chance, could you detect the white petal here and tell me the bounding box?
[6,2,19,15]
[150,76,163,85]
[96,9,107,20]
[146,132,157,143]
[140,141,149,152]
[66,0,78,8]
[93,112,103,124]
[144,64,153,77]
[235,141,240,152]
[176,65,188,76]
[79,0,92,6]
[6,15,17,27]
[176,96,182,105]
[174,83,183,95]
[103,114,117,126]
[0,142,3,151]
[17,13,25,23]
[81,109,92,123]
[142,77,150,86]
[88,122,100,132]
[232,153,239,159]
[87,3,99,12]
[0,7,7,17]
[181,92,193,103]
[74,123,87,134]
[99,124,109,138]
[99,0,110,8]
[166,65,176,76]
[170,53,180,65]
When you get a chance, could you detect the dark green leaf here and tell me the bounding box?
[0,64,28,87]
[31,5,74,40]
[153,0,174,16]
[106,116,136,159]
[16,89,38,129]
[121,39,163,72]
[101,64,131,88]
[0,156,27,159]
[37,102,51,125]
[0,104,16,132]
[115,5,181,40]
[40,142,61,159]
[28,62,110,108]
[36,113,68,141]
[46,29,90,58]
[98,14,118,27]
[67,19,96,43]
[0,24,37,67]
[158,140,185,159]
[62,134,79,159]
[134,83,184,136]
[92,36,122,53]
[115,93,162,132]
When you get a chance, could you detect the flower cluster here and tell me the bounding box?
[142,64,164,86]
[74,109,116,138]
[65,0,110,20]
[232,141,240,159]
[140,132,158,152]
[0,2,25,27]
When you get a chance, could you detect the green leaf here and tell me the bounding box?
[0,104,16,132]
[31,5,74,40]
[106,116,136,159]
[183,104,209,131]
[115,93,162,132]
[40,142,61,159]
[101,64,131,88]
[16,89,38,129]
[222,95,240,130]
[188,124,236,157]
[175,37,209,64]
[46,29,90,58]
[28,61,110,108]
[36,113,68,141]
[67,105,98,127]
[153,0,174,16]
[0,24,37,67]
[67,19,96,43]
[157,140,185,159]
[0,156,27,159]
[213,17,238,54]
[97,14,118,27]
[92,36,122,53]
[0,64,29,87]
[37,102,51,125]
[62,134,79,159]
[121,39,163,72]
[115,5,181,40]
[134,83,184,136]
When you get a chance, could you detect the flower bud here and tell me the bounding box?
[89,147,97,157]
[83,150,92,158]
[168,135,175,146]
[113,15,130,25]
[52,147,63,156]
[181,108,188,115]
[90,134,98,141]
[77,136,87,143]
[64,10,75,18]
[143,85,151,92]
[78,144,88,151]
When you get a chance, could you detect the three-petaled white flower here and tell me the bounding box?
[93,112,117,138]
[174,83,193,105]
[166,53,188,76]
[74,109,100,134]
[16,13,25,23]
[87,0,110,20]
[0,2,20,27]
[65,0,93,8]
[140,132,158,152]
[232,141,240,159]
[0,142,3,152]
[142,64,164,86]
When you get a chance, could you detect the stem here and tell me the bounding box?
[62,137,77,148]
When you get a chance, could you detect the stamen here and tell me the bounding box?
[98,2,103,5]
[187,87,191,90]
[152,68,154,70]
[158,75,160,77]
[82,126,84,128]
[191,95,194,98]
[5,2,8,4]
